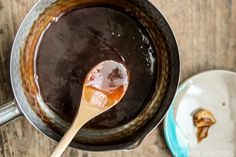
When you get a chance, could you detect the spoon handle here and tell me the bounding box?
[50,120,83,157]
[50,99,102,157]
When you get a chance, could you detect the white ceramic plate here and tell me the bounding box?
[164,70,236,157]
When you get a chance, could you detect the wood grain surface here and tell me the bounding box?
[0,0,236,156]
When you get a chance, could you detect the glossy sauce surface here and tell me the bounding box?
[36,7,157,129]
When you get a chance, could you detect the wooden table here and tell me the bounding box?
[0,0,236,156]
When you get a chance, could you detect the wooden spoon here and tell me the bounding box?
[50,60,129,157]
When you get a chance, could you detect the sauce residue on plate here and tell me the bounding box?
[193,108,216,143]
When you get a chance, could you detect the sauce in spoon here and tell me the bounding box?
[83,60,129,109]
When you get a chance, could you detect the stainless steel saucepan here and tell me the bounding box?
[0,0,180,151]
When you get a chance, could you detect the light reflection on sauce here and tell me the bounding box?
[83,60,129,109]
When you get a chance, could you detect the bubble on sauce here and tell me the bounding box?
[34,74,39,80]
[51,13,66,24]
[148,45,154,54]
[52,17,60,23]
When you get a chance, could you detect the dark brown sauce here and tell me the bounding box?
[36,7,157,130]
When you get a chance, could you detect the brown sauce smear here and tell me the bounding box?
[36,7,157,129]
